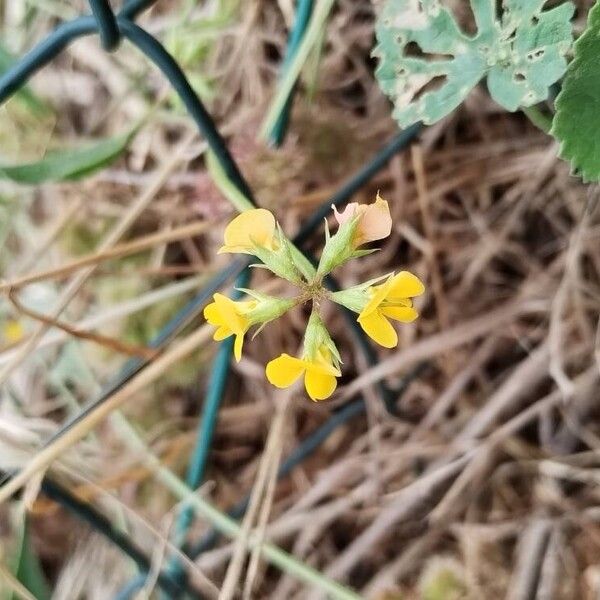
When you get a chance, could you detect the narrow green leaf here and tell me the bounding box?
[0,131,135,184]
[15,525,51,600]
[552,0,600,182]
[7,510,51,600]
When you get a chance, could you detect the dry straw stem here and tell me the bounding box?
[0,323,212,504]
[14,196,84,274]
[0,220,210,292]
[61,452,220,598]
[220,394,290,600]
[0,275,206,367]
[0,129,198,387]
[322,454,472,582]
[8,289,157,359]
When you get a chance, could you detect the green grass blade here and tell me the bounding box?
[259,0,335,141]
[0,130,136,184]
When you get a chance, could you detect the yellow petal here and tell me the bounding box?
[388,271,425,299]
[234,332,244,362]
[311,347,342,377]
[203,301,223,327]
[304,369,338,401]
[220,208,276,254]
[380,306,419,323]
[266,354,306,388]
[236,300,258,314]
[361,275,395,317]
[358,310,398,348]
[213,326,231,341]
[218,244,253,255]
[213,293,247,335]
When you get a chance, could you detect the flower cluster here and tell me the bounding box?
[204,195,425,401]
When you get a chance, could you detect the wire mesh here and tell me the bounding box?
[0,1,423,597]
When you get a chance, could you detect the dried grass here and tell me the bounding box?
[2,0,600,598]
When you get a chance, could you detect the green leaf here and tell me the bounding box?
[552,0,600,182]
[0,130,136,184]
[374,0,574,127]
[15,530,51,600]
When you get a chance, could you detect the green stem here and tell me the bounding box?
[206,149,254,212]
[207,149,316,281]
[522,105,553,134]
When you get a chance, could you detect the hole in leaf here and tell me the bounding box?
[527,48,545,61]
[495,0,503,19]
[412,75,448,101]
[514,72,526,82]
[458,4,478,36]
[402,40,453,62]
[404,41,426,58]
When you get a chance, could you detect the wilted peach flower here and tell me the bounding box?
[332,193,392,247]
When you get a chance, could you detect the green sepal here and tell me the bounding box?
[303,311,342,367]
[237,289,298,325]
[329,288,369,314]
[316,216,359,277]
[251,243,303,284]
[283,236,317,281]
[329,273,392,313]
[350,248,379,259]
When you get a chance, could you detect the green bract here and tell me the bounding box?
[552,0,600,182]
[374,0,575,127]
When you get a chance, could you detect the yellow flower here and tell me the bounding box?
[2,319,24,344]
[333,194,392,247]
[357,271,424,348]
[266,345,341,401]
[203,293,257,361]
[218,208,277,254]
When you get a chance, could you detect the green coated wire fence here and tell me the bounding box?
[0,1,423,597]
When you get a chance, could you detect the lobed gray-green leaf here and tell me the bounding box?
[374,0,574,127]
